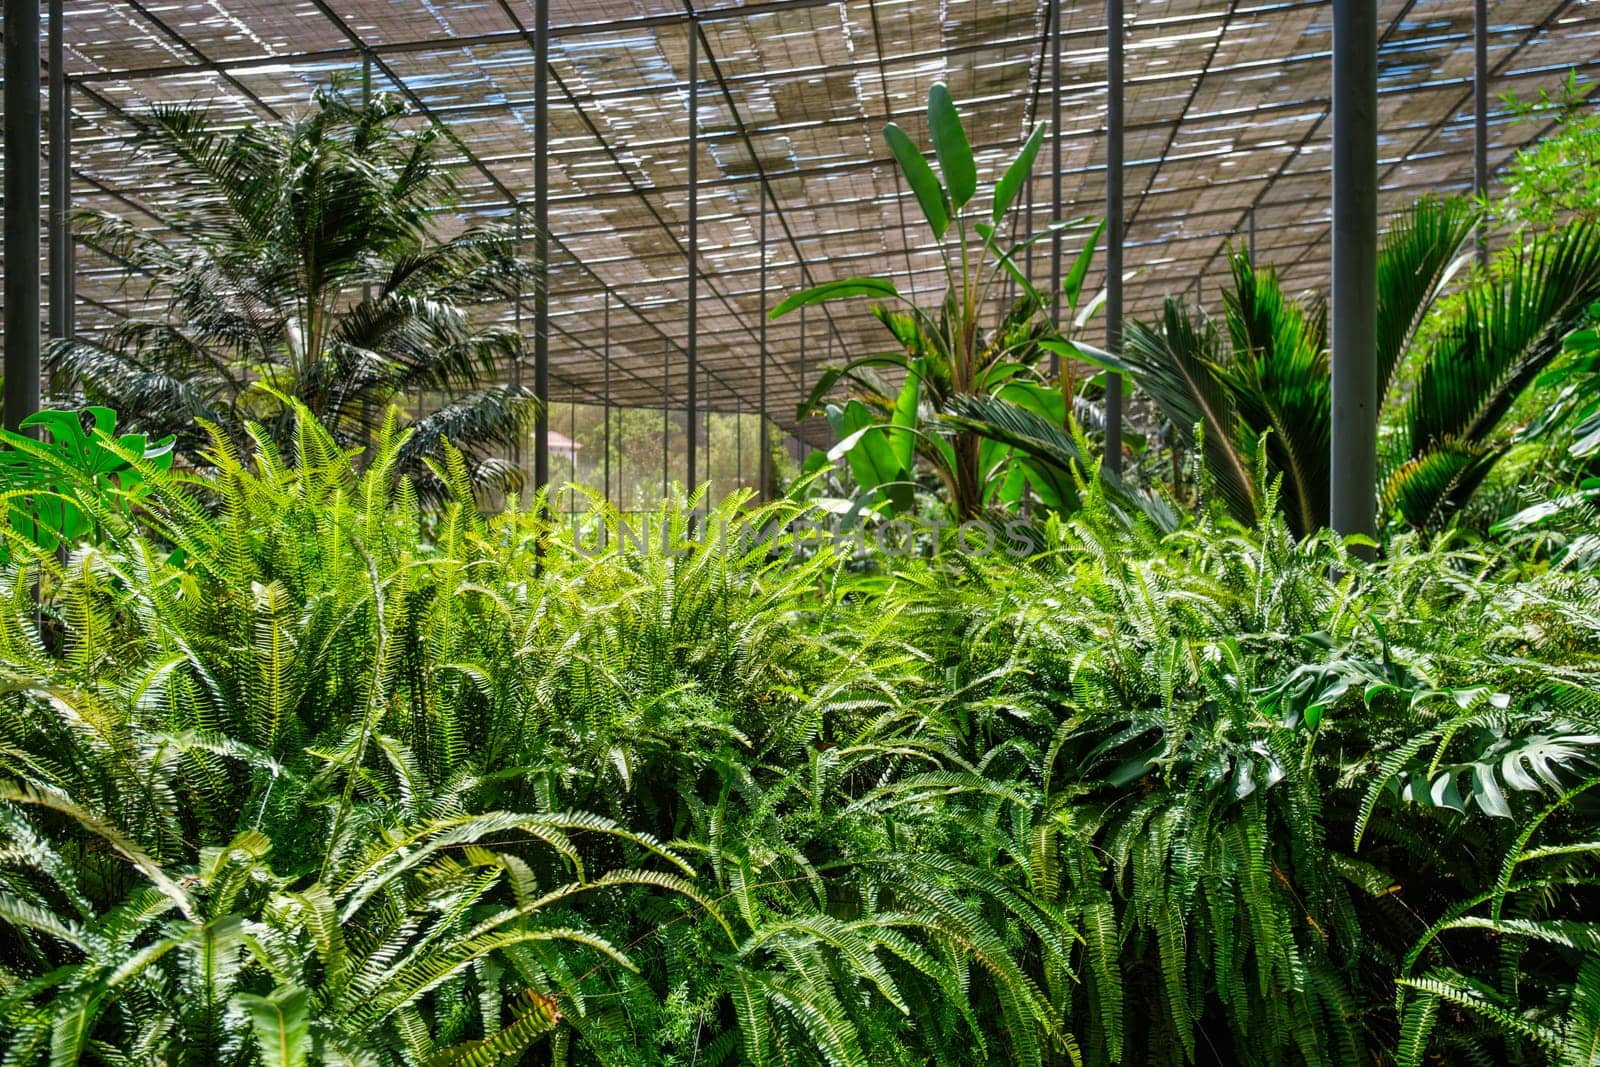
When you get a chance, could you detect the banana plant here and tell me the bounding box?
[771,83,1103,521]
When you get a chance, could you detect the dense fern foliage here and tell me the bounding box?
[0,410,1596,1065]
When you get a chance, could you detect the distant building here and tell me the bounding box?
[548,431,582,461]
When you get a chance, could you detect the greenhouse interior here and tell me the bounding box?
[0,0,1598,1062]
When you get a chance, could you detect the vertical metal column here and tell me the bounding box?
[735,398,743,492]
[49,0,73,344]
[512,213,524,475]
[1473,0,1489,264]
[1330,0,1379,543]
[703,354,711,516]
[362,55,375,310]
[1247,207,1257,262]
[662,339,670,499]
[797,303,808,461]
[5,0,42,430]
[758,188,771,502]
[532,0,551,496]
[1049,0,1063,375]
[685,24,701,502]
[603,292,612,505]
[1103,0,1124,474]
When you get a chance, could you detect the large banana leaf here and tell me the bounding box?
[927,84,976,212]
[883,123,949,239]
[992,125,1045,225]
[825,401,915,513]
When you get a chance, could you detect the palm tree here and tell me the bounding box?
[49,81,538,496]
[1096,198,1600,535]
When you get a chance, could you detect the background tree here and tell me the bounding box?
[1500,71,1600,230]
[48,81,537,497]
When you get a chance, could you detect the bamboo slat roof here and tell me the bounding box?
[39,0,1600,434]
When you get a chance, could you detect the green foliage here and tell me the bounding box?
[1394,776,1600,1066]
[1,403,1597,1064]
[0,407,174,556]
[1109,197,1600,535]
[774,83,1112,522]
[1501,71,1600,229]
[1386,219,1600,528]
[47,81,537,499]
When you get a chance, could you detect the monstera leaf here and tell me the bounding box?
[0,407,175,554]
[1395,721,1600,818]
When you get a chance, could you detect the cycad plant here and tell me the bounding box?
[1100,197,1600,535]
[48,82,537,496]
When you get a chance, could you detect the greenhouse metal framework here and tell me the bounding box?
[4,0,1600,524]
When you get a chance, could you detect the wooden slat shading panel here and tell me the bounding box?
[22,0,1600,442]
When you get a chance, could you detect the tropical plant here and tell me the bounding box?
[881,485,1600,1065]
[47,81,537,497]
[1501,70,1600,230]
[3,397,1599,1064]
[0,404,1087,1064]
[0,407,173,557]
[1491,302,1600,561]
[1097,197,1600,535]
[772,83,1105,521]
[1391,770,1600,1065]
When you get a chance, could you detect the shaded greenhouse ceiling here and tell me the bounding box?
[13,0,1600,440]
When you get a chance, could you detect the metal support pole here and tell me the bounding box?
[49,0,73,344]
[685,24,700,502]
[512,214,524,475]
[1104,0,1124,474]
[702,357,711,515]
[362,53,374,307]
[1247,207,1257,262]
[1049,0,1063,376]
[1473,0,1489,265]
[798,303,808,461]
[5,0,42,430]
[1330,0,1379,544]
[533,0,551,496]
[736,398,743,492]
[758,188,771,502]
[662,339,670,499]
[603,292,612,504]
